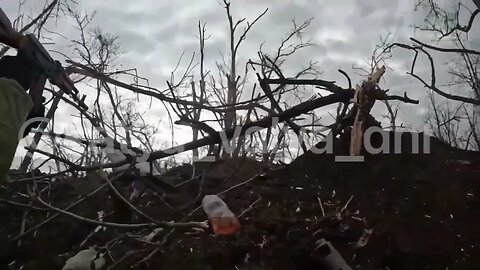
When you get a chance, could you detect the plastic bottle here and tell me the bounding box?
[202,195,241,235]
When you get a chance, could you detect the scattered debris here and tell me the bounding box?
[0,136,478,269]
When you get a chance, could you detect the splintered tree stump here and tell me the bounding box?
[350,66,386,156]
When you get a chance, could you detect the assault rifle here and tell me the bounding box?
[0,7,87,113]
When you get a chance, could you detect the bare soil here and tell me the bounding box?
[1,132,479,269]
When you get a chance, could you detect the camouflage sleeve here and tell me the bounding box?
[0,78,33,184]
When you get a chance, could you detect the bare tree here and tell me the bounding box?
[167,3,322,162]
[386,0,479,149]
[426,90,465,147]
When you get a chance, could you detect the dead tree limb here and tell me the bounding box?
[19,90,64,172]
[30,81,418,171]
[388,42,480,105]
[410,37,480,56]
[67,61,268,114]
[258,75,308,153]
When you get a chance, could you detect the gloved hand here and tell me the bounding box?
[0,51,36,91]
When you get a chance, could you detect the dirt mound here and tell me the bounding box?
[1,134,479,269]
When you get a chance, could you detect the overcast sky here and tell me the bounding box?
[3,0,479,168]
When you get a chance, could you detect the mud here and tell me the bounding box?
[1,133,479,269]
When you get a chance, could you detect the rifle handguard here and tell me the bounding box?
[0,8,88,111]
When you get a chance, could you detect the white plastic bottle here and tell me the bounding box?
[202,195,241,235]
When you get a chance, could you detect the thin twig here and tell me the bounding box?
[238,197,262,217]
[34,195,158,229]
[340,195,354,213]
[317,196,325,217]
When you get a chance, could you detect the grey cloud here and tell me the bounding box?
[2,0,478,161]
